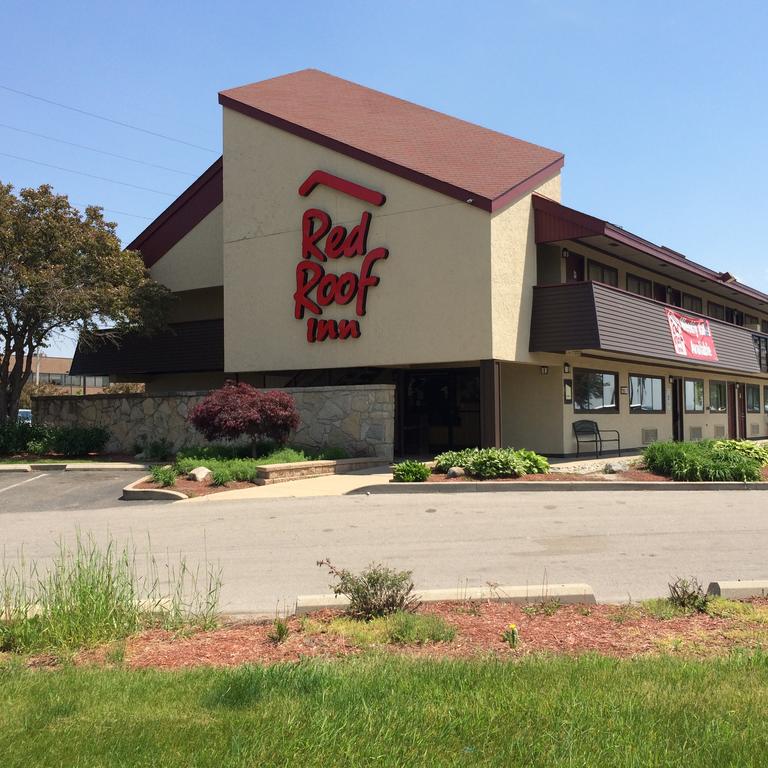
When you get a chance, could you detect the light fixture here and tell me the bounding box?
[540,366,549,375]
[563,363,571,374]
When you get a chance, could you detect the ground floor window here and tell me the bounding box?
[746,384,761,413]
[684,379,704,412]
[709,380,727,413]
[629,374,664,413]
[573,369,618,413]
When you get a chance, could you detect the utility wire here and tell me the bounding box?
[0,123,196,176]
[0,151,175,196]
[71,202,153,220]
[0,84,216,153]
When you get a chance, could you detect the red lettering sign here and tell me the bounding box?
[665,308,719,361]
[295,172,387,343]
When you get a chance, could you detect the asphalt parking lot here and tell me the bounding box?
[0,470,155,514]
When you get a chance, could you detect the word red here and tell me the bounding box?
[294,208,388,343]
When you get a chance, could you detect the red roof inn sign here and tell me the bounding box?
[665,308,719,362]
[294,171,388,343]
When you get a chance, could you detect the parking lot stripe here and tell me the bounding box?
[0,473,48,494]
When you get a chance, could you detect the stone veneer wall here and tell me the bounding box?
[32,384,395,460]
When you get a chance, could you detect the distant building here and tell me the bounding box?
[11,354,110,395]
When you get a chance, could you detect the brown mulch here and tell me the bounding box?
[67,600,768,670]
[135,477,254,497]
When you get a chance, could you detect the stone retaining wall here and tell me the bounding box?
[32,384,395,460]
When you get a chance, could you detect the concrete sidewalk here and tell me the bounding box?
[183,465,393,502]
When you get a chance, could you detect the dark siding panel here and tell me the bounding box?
[531,282,764,374]
[592,283,762,373]
[70,320,224,376]
[530,283,600,351]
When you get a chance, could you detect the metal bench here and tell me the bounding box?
[573,420,621,458]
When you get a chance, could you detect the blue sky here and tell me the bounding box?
[2,0,767,355]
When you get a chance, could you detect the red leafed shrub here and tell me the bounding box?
[187,382,300,447]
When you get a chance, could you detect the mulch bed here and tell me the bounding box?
[135,477,255,497]
[69,600,768,670]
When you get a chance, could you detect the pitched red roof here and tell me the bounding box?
[219,69,563,212]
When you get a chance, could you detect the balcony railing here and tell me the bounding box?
[530,281,766,375]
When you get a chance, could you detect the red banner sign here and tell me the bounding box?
[295,172,387,343]
[665,308,718,361]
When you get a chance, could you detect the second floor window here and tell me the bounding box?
[587,260,618,288]
[708,301,725,321]
[627,273,652,298]
[682,293,703,314]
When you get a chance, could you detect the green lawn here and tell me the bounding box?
[2,653,767,767]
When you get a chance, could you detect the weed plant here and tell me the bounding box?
[0,534,221,653]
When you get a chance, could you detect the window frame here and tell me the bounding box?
[626,273,653,299]
[628,373,665,414]
[746,383,761,414]
[709,380,727,413]
[573,368,620,415]
[708,301,725,321]
[764,385,768,414]
[683,378,705,414]
[586,259,619,288]
[682,293,703,314]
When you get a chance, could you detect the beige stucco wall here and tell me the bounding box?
[222,108,496,372]
[150,204,223,293]
[500,356,768,455]
[490,175,561,362]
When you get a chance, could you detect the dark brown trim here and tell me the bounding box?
[479,360,501,448]
[220,94,563,212]
[127,157,223,268]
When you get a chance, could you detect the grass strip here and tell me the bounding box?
[1,653,768,767]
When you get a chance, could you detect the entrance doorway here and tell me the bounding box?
[671,377,684,441]
[727,382,747,439]
[399,369,481,456]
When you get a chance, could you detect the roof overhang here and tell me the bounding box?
[533,195,768,311]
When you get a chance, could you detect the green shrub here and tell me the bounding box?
[466,448,526,479]
[312,445,349,460]
[385,612,456,644]
[644,440,762,482]
[135,436,173,461]
[150,465,178,487]
[317,559,419,620]
[515,448,550,474]
[433,448,478,473]
[48,426,110,456]
[210,467,234,486]
[712,439,768,466]
[25,439,47,455]
[392,459,430,482]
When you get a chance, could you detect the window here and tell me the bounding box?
[709,380,727,413]
[754,336,768,373]
[573,369,619,413]
[726,307,744,326]
[764,386,768,414]
[708,301,725,321]
[626,273,652,298]
[629,374,664,413]
[747,384,761,413]
[762,319,768,335]
[587,260,618,287]
[682,293,703,314]
[745,314,760,328]
[684,379,704,412]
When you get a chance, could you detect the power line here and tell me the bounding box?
[0,123,196,176]
[71,202,153,220]
[0,151,175,196]
[0,84,216,153]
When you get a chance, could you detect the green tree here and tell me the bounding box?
[0,182,170,423]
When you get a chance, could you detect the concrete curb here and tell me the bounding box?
[0,464,32,473]
[296,583,596,615]
[707,580,768,599]
[1,462,147,472]
[352,480,768,494]
[121,475,187,501]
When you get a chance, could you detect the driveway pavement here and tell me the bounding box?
[0,470,153,513]
[2,489,767,614]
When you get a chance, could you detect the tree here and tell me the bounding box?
[0,182,170,423]
[188,382,300,452]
